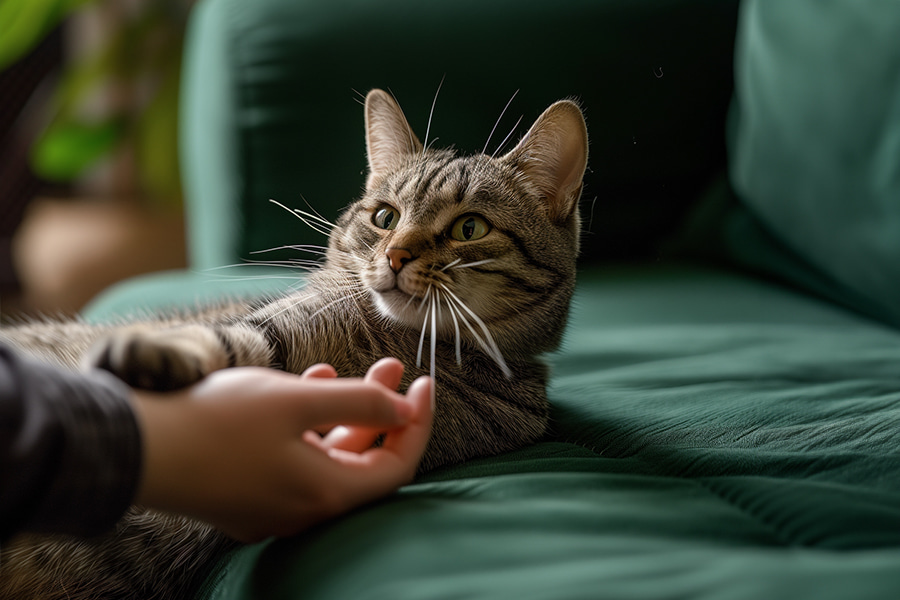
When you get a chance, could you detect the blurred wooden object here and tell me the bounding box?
[11,198,186,315]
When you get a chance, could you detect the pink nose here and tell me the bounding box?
[385,247,413,273]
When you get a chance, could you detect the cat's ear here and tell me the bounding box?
[365,89,423,190]
[501,100,588,223]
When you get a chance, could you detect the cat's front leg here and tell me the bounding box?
[86,323,273,391]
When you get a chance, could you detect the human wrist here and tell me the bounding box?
[130,389,205,515]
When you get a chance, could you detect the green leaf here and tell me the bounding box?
[0,0,94,71]
[31,118,124,180]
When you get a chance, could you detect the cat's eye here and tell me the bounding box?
[450,215,490,241]
[373,206,400,230]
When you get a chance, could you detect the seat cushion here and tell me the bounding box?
[196,265,900,599]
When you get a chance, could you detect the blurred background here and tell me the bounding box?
[0,0,190,318]
[1,0,739,321]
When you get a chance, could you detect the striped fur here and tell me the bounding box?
[0,89,588,600]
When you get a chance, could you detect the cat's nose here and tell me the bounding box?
[385,247,414,273]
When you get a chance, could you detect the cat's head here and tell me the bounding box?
[329,89,588,358]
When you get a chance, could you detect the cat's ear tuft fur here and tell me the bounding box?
[502,100,588,223]
[365,89,423,190]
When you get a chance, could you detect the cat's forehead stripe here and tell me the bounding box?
[414,155,463,197]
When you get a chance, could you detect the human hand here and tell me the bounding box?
[131,358,433,542]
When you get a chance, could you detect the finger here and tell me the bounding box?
[300,365,339,432]
[364,357,404,391]
[378,376,434,459]
[320,425,381,453]
[297,380,412,430]
[327,377,434,493]
[301,363,338,379]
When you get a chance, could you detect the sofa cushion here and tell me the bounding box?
[727,0,900,327]
[196,266,900,599]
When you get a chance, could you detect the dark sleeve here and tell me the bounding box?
[0,343,142,541]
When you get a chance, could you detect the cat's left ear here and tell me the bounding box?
[501,100,588,223]
[365,89,423,191]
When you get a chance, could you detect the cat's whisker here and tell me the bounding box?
[445,291,463,366]
[430,290,437,377]
[429,290,438,409]
[439,284,512,378]
[258,293,319,325]
[440,258,462,272]
[482,89,519,155]
[417,285,433,313]
[306,289,369,321]
[298,196,335,228]
[293,209,335,230]
[450,259,496,270]
[202,275,307,284]
[423,76,445,157]
[416,284,432,368]
[250,244,331,255]
[401,288,420,313]
[491,114,524,159]
[256,286,365,325]
[269,199,333,238]
[201,261,322,279]
[297,216,333,238]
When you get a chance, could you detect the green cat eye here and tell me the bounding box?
[373,206,400,230]
[450,215,490,241]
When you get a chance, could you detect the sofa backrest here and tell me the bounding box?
[180,0,739,270]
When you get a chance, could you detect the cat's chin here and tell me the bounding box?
[373,288,454,331]
[372,289,422,328]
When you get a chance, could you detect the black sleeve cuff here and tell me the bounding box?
[1,346,142,539]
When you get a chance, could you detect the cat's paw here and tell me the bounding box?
[85,325,231,391]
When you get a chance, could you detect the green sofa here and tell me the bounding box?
[84,0,900,598]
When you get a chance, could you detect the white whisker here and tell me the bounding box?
[440,258,462,272]
[418,285,432,313]
[451,259,496,270]
[250,244,332,256]
[440,284,511,378]
[269,199,332,237]
[299,195,333,227]
[416,285,432,368]
[482,89,519,155]
[429,289,438,409]
[423,76,445,157]
[401,288,420,313]
[200,264,320,281]
[259,294,317,325]
[492,114,524,159]
[293,209,335,229]
[203,275,308,283]
[307,289,368,321]
[446,293,462,366]
[430,290,438,378]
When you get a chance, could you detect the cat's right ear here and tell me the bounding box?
[500,100,588,224]
[365,89,423,191]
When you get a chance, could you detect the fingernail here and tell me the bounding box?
[413,376,435,411]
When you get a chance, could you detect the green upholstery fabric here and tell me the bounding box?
[79,0,900,598]
[82,268,298,323]
[726,0,900,328]
[196,266,900,599]
[179,0,739,268]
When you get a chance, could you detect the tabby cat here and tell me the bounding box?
[0,89,588,600]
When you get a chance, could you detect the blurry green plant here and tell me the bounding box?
[0,0,189,208]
